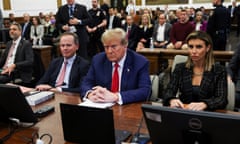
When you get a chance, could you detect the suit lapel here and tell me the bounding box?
[68,57,78,86]
[121,51,132,90]
[15,39,23,60]
[103,59,112,90]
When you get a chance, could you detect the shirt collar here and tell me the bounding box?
[112,52,127,68]
[13,36,21,46]
[64,54,76,65]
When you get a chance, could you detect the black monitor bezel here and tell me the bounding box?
[142,104,240,144]
[0,84,38,123]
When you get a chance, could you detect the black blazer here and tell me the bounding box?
[21,22,32,40]
[55,4,92,43]
[137,25,154,48]
[106,15,121,29]
[164,63,228,110]
[228,44,240,83]
[37,56,89,93]
[122,24,139,51]
[0,39,34,83]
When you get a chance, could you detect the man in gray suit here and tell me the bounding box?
[152,14,172,48]
[0,22,34,83]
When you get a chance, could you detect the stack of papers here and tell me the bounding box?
[79,99,115,108]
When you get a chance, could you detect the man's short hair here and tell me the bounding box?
[101,28,128,46]
[60,32,79,45]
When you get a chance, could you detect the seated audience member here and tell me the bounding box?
[121,15,139,51]
[228,43,240,108]
[8,13,16,24]
[191,11,207,32]
[36,32,89,93]
[0,22,34,83]
[136,14,153,50]
[152,14,172,48]
[3,18,11,28]
[80,28,151,104]
[42,15,59,58]
[30,17,44,45]
[106,7,121,29]
[167,9,195,49]
[163,31,228,111]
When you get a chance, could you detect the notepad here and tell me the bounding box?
[78,99,115,108]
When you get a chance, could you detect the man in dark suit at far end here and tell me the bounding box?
[0,22,34,84]
[36,32,89,93]
[55,0,92,59]
[80,28,151,104]
[21,13,32,41]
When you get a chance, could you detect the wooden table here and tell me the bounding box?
[0,91,239,144]
[32,45,52,70]
[137,48,235,74]
[0,92,147,144]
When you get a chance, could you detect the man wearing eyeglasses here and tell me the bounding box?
[80,28,151,105]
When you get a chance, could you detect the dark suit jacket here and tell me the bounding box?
[21,22,32,40]
[106,15,121,29]
[152,22,172,45]
[55,4,92,43]
[80,50,151,104]
[228,43,240,83]
[0,39,34,83]
[163,63,228,110]
[137,25,154,48]
[122,24,139,51]
[37,56,89,93]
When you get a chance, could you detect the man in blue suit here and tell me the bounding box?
[36,32,89,93]
[80,28,151,104]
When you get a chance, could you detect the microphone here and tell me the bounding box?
[131,75,156,143]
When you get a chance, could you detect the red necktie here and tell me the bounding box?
[56,60,68,86]
[111,63,119,92]
[3,42,16,69]
[127,26,131,39]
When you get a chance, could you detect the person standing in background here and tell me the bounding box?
[86,0,107,59]
[100,0,109,17]
[207,0,230,51]
[126,0,136,15]
[21,13,32,41]
[55,0,92,59]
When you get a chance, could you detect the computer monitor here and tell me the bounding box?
[0,84,38,123]
[142,104,240,144]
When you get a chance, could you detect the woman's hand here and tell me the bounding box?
[169,99,184,108]
[185,102,207,111]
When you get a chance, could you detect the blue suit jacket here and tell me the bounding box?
[37,56,89,93]
[80,50,151,104]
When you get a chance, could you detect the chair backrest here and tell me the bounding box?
[150,75,159,101]
[172,55,188,72]
[226,80,235,110]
